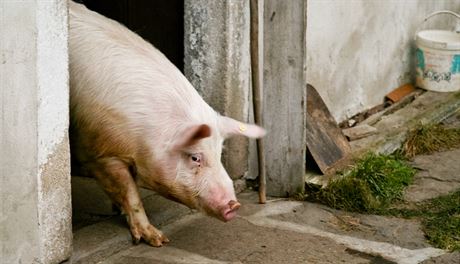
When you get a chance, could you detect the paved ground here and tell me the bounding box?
[68,112,460,264]
[70,168,459,264]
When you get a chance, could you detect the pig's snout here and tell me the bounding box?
[221,200,241,222]
[228,200,241,210]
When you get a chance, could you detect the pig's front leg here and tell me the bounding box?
[88,157,169,247]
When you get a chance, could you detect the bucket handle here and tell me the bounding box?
[414,10,460,40]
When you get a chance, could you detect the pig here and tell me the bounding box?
[68,1,265,247]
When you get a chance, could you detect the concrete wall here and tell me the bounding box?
[184,0,258,181]
[0,1,71,263]
[307,0,460,123]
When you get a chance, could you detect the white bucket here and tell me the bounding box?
[415,11,460,92]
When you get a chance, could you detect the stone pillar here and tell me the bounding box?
[184,0,257,180]
[0,1,72,263]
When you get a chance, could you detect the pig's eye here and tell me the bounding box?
[190,153,201,164]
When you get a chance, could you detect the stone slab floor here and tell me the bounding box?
[69,189,459,264]
[68,112,460,264]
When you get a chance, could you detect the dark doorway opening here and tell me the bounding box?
[79,0,185,71]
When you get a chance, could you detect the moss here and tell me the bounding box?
[403,124,460,158]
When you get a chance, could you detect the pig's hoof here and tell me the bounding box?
[132,225,170,247]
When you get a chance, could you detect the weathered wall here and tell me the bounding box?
[36,1,72,262]
[0,1,71,263]
[184,0,257,180]
[307,0,460,123]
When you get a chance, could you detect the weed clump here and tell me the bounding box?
[309,153,415,213]
[301,121,460,251]
[386,190,460,251]
[422,190,460,251]
[403,124,460,158]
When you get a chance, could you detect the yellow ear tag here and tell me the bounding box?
[239,123,247,132]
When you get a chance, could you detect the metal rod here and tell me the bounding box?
[250,0,266,204]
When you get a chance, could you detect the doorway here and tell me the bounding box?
[71,0,185,231]
[79,0,185,71]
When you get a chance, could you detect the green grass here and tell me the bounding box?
[386,190,460,251]
[305,153,415,213]
[299,122,460,251]
[302,153,459,251]
[403,123,460,158]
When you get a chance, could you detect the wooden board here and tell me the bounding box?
[305,84,351,174]
[263,0,307,197]
[342,124,377,141]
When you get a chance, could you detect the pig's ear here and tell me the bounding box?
[219,116,266,139]
[173,124,211,150]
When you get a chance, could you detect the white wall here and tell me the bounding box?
[1,2,41,262]
[0,1,71,263]
[307,0,460,122]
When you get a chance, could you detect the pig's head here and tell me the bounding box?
[163,116,265,222]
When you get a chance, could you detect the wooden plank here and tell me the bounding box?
[362,89,423,126]
[263,0,307,197]
[342,124,377,141]
[307,84,341,128]
[305,84,351,174]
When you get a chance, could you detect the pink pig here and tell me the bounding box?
[68,1,265,247]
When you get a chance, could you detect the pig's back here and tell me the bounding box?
[69,1,216,160]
